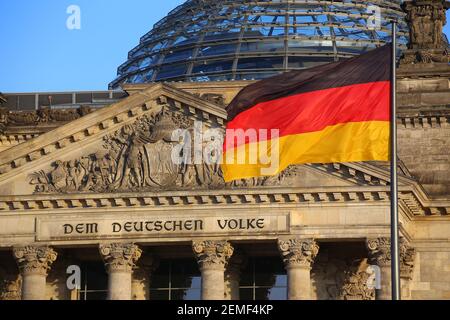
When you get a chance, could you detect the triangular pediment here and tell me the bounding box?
[0,84,226,195]
[0,84,417,196]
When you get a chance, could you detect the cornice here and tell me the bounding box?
[0,186,447,218]
[0,133,40,149]
[398,112,450,129]
[0,186,391,211]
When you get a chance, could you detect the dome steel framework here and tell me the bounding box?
[109,0,408,88]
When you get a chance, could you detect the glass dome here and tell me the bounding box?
[109,0,408,89]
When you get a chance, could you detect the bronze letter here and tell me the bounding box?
[112,223,122,233]
[63,224,74,235]
[256,219,265,229]
[75,224,84,234]
[85,223,98,234]
[124,222,133,232]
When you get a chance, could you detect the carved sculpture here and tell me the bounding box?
[340,260,376,301]
[401,0,450,64]
[224,250,248,299]
[366,237,391,267]
[0,265,22,301]
[13,246,58,276]
[312,253,375,300]
[366,237,417,280]
[192,240,234,270]
[400,239,417,280]
[132,253,159,301]
[0,106,93,129]
[30,108,186,193]
[27,99,387,194]
[194,93,226,106]
[99,243,142,273]
[0,108,7,134]
[0,276,21,301]
[31,106,316,193]
[278,238,319,268]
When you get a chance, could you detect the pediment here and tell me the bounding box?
[0,84,226,195]
[0,84,416,196]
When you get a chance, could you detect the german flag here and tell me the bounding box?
[222,44,392,182]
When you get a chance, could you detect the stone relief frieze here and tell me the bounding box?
[28,106,321,193]
[401,0,449,64]
[312,257,375,301]
[194,93,226,106]
[0,106,92,130]
[30,108,206,193]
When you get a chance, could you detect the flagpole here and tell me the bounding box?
[390,20,401,301]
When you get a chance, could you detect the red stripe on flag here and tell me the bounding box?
[224,81,390,151]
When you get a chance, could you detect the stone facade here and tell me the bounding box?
[0,0,449,300]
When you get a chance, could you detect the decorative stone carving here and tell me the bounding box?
[31,106,303,193]
[132,254,159,300]
[311,247,375,301]
[0,106,93,128]
[30,107,223,193]
[99,243,142,273]
[340,260,376,301]
[28,101,387,194]
[13,246,57,276]
[192,240,234,270]
[400,239,417,280]
[366,237,416,276]
[224,250,247,299]
[0,107,7,134]
[133,254,159,279]
[278,238,319,268]
[311,259,345,299]
[366,237,391,267]
[401,0,450,64]
[225,251,247,277]
[0,275,21,301]
[195,93,226,106]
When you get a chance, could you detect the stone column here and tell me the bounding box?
[366,237,392,300]
[400,239,416,300]
[193,240,234,300]
[278,238,319,300]
[224,251,247,300]
[132,255,159,300]
[99,243,142,301]
[13,246,57,300]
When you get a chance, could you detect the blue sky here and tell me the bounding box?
[0,0,184,92]
[0,1,449,93]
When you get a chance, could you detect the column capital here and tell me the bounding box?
[13,246,57,276]
[400,239,416,280]
[193,240,234,270]
[366,237,391,267]
[133,254,159,279]
[99,243,142,273]
[278,238,319,269]
[226,250,247,278]
[224,250,247,300]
